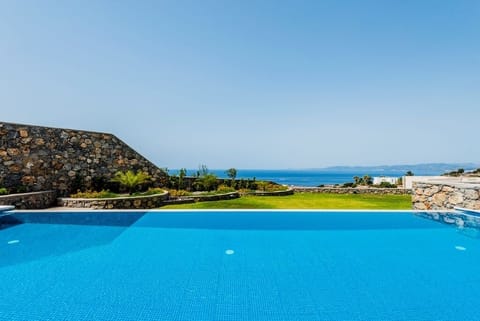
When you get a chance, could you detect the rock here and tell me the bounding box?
[464,189,479,200]
[415,202,427,210]
[7,148,20,156]
[442,186,454,193]
[19,129,28,137]
[448,192,464,205]
[432,193,447,206]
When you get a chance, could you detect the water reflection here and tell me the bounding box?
[414,211,480,239]
[0,212,146,267]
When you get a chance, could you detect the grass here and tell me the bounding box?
[161,193,412,210]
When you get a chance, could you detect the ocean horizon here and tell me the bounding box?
[170,166,474,187]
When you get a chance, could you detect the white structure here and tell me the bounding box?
[373,176,399,185]
[403,176,446,189]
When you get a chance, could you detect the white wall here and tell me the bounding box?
[403,176,446,189]
[373,177,398,185]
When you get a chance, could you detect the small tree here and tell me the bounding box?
[405,171,414,176]
[178,168,187,190]
[111,170,151,194]
[225,168,237,187]
[199,173,218,191]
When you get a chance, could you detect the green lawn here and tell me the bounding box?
[161,193,412,210]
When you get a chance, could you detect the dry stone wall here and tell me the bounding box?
[58,191,169,209]
[412,181,480,210]
[293,187,411,195]
[0,190,57,209]
[0,122,167,196]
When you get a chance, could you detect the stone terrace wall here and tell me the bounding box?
[0,191,57,209]
[412,180,480,210]
[0,122,167,196]
[58,191,169,209]
[293,187,411,195]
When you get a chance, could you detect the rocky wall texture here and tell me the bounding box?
[0,122,168,196]
[0,191,57,209]
[293,187,411,195]
[58,191,170,209]
[246,189,294,196]
[188,191,240,202]
[412,182,480,210]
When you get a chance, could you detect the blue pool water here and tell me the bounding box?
[1,210,480,321]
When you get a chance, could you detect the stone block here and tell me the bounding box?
[448,192,464,205]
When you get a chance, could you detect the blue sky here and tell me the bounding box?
[1,0,479,169]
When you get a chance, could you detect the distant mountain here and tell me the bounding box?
[321,163,480,175]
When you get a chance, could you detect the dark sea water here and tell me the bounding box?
[183,168,448,187]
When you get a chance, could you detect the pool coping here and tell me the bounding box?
[12,208,455,213]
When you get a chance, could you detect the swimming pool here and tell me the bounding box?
[1,210,479,320]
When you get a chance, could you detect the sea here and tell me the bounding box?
[178,168,450,187]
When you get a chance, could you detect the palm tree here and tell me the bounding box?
[353,176,361,185]
[111,170,151,194]
[363,175,372,186]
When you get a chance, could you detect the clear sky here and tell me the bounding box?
[1,0,479,169]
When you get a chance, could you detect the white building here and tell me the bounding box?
[373,176,399,185]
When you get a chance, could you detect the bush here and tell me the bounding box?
[256,181,288,192]
[168,189,191,198]
[217,185,236,193]
[265,183,288,191]
[342,182,357,188]
[132,187,165,196]
[70,190,119,198]
[0,187,8,195]
[375,182,397,188]
[111,170,151,194]
[194,173,218,192]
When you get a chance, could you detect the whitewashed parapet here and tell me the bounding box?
[412,180,480,210]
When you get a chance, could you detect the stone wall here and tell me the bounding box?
[293,187,411,195]
[0,191,57,209]
[246,189,294,196]
[58,191,170,209]
[412,180,480,210]
[0,122,168,196]
[189,191,240,202]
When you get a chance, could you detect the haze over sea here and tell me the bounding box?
[178,164,479,187]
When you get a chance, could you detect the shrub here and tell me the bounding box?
[265,183,288,191]
[168,189,191,198]
[70,190,119,198]
[0,187,8,195]
[342,182,357,188]
[217,185,236,193]
[196,173,218,191]
[256,181,288,192]
[132,187,165,196]
[111,170,151,194]
[376,182,397,188]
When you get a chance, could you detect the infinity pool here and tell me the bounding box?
[0,210,479,321]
